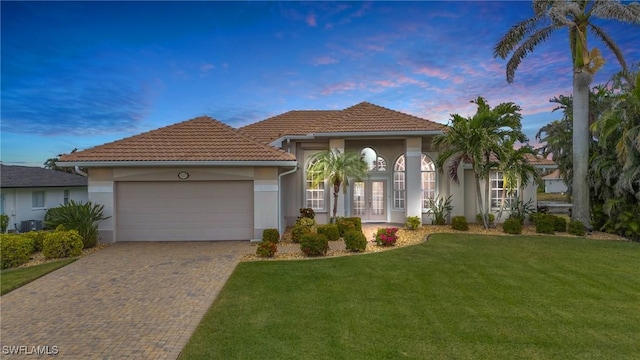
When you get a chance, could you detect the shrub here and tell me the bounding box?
[44,200,109,249]
[0,214,9,233]
[405,216,421,230]
[507,213,525,225]
[553,216,567,232]
[300,233,329,256]
[344,230,367,252]
[292,217,317,243]
[502,218,523,234]
[262,229,280,243]
[337,219,357,237]
[21,231,47,252]
[374,227,398,246]
[451,216,469,231]
[42,229,83,259]
[345,217,362,232]
[298,208,315,220]
[256,241,277,258]
[0,234,34,269]
[529,212,544,224]
[476,213,495,227]
[535,214,555,234]
[426,195,453,225]
[568,220,586,236]
[317,224,340,241]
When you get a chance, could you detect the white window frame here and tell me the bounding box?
[32,191,45,209]
[305,158,326,211]
[490,171,518,209]
[421,154,437,211]
[63,190,70,205]
[393,155,406,209]
[361,147,387,172]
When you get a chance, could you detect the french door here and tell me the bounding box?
[352,180,386,221]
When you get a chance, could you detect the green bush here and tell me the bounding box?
[0,234,34,269]
[530,212,544,224]
[553,216,567,232]
[298,208,315,220]
[44,200,109,249]
[568,220,586,236]
[42,229,83,259]
[317,224,340,241]
[0,214,9,233]
[337,219,357,237]
[535,214,555,234]
[345,217,362,232]
[405,216,421,230]
[300,233,329,257]
[451,216,469,231]
[262,229,280,243]
[256,241,277,258]
[374,227,399,246]
[292,217,317,243]
[344,230,367,252]
[476,213,495,227]
[507,213,525,225]
[21,231,47,252]
[502,218,523,234]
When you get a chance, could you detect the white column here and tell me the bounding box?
[88,168,115,243]
[405,137,422,223]
[329,138,346,218]
[254,168,279,240]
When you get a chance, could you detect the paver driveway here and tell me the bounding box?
[0,241,251,359]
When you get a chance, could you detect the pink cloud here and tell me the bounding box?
[312,56,338,65]
[415,66,450,80]
[306,13,317,27]
[321,81,357,95]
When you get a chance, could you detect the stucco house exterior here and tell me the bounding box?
[542,169,568,194]
[58,102,554,242]
[0,164,88,232]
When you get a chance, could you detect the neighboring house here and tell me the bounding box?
[543,169,568,193]
[0,164,88,232]
[58,102,554,243]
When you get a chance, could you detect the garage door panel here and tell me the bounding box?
[116,181,253,241]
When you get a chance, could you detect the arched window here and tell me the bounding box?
[421,154,436,210]
[305,159,325,210]
[393,155,405,209]
[361,147,386,171]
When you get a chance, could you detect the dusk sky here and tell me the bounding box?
[2,1,639,167]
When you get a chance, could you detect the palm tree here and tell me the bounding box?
[307,149,369,221]
[494,142,539,223]
[434,97,527,229]
[494,0,640,228]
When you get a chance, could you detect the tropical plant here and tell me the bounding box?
[308,149,368,221]
[405,216,421,230]
[507,198,537,225]
[494,0,640,228]
[425,195,453,225]
[0,214,9,233]
[434,97,528,229]
[43,200,109,249]
[494,141,539,223]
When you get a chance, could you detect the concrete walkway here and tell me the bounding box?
[0,241,251,359]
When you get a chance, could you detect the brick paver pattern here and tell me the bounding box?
[0,241,251,359]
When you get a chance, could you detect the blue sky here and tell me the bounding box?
[2,1,639,167]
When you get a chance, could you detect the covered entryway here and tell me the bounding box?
[352,180,386,221]
[116,181,253,241]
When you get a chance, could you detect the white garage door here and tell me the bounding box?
[116,181,253,241]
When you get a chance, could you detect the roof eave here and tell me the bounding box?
[312,130,445,137]
[56,160,299,167]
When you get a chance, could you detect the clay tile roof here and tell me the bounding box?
[59,116,295,163]
[239,110,339,144]
[542,169,562,179]
[1,164,88,188]
[526,154,556,166]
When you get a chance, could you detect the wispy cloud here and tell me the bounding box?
[321,81,359,95]
[311,55,339,65]
[306,13,317,27]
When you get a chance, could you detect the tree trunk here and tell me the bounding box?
[333,182,340,221]
[572,68,593,229]
[475,176,488,229]
[496,188,507,224]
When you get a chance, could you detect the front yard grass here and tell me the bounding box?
[180,234,640,360]
[1,258,76,295]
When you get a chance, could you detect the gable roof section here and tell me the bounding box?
[1,164,87,188]
[58,116,295,164]
[542,169,562,179]
[239,102,446,143]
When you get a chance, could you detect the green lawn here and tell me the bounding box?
[1,259,76,295]
[180,234,640,360]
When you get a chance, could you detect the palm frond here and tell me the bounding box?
[493,17,543,59]
[592,0,640,23]
[505,25,559,83]
[589,23,628,72]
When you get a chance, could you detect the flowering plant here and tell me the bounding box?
[374,227,398,246]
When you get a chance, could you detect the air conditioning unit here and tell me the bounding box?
[21,220,43,233]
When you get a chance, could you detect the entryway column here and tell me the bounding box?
[405,137,422,224]
[329,138,346,218]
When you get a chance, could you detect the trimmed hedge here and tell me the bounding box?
[476,213,495,227]
[0,234,34,269]
[568,220,586,236]
[502,218,523,234]
[42,229,83,259]
[451,216,469,231]
[21,231,47,252]
[535,214,556,234]
[256,241,277,258]
[317,224,340,241]
[345,217,362,232]
[344,230,367,252]
[405,216,421,230]
[337,218,357,237]
[262,229,280,243]
[300,233,329,257]
[553,216,567,232]
[292,217,316,243]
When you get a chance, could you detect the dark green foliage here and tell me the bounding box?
[344,230,367,252]
[535,214,556,235]
[44,200,109,249]
[508,199,535,224]
[0,214,9,233]
[405,216,421,230]
[0,234,34,269]
[256,241,277,258]
[262,229,280,243]
[451,216,469,231]
[300,233,329,257]
[317,224,340,241]
[529,212,544,224]
[502,218,523,234]
[298,208,315,220]
[21,231,47,252]
[345,217,362,232]
[568,220,587,236]
[337,218,357,237]
[507,214,524,225]
[476,213,495,227]
[553,216,567,232]
[42,229,83,259]
[292,217,316,243]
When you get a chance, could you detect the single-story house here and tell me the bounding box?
[57,102,554,242]
[0,164,88,232]
[542,169,568,194]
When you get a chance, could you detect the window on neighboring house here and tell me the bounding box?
[490,171,518,209]
[63,190,70,205]
[305,159,325,211]
[421,154,436,210]
[32,191,45,208]
[393,155,406,209]
[360,147,386,171]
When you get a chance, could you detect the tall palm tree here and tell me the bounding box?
[307,149,369,221]
[434,97,527,229]
[494,0,640,228]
